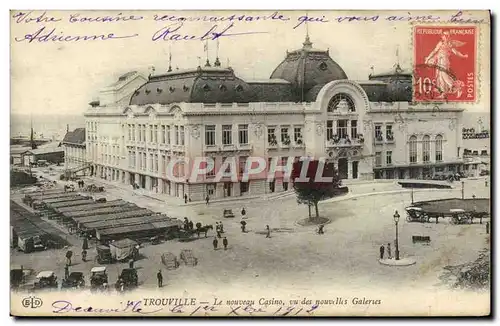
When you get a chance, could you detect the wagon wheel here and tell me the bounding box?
[406,214,412,222]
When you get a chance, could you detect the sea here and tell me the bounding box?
[10,111,490,140]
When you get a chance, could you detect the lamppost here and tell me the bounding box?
[461,181,465,199]
[393,210,400,261]
[411,187,414,204]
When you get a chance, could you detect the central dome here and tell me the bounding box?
[270,36,348,101]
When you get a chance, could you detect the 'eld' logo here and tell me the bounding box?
[22,296,43,309]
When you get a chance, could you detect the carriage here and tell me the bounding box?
[180,249,198,266]
[450,208,473,225]
[161,252,180,270]
[405,207,431,223]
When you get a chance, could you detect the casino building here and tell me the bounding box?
[84,36,465,201]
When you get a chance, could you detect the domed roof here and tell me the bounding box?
[270,36,348,101]
[367,64,412,102]
[130,67,255,106]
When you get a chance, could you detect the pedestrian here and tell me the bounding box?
[157,270,163,288]
[485,180,488,187]
[64,264,69,280]
[379,245,385,259]
[266,225,271,238]
[215,222,220,233]
[212,237,218,250]
[387,243,392,259]
[129,259,134,269]
[223,237,228,250]
[82,250,87,262]
[318,224,324,235]
[206,195,210,205]
[184,194,188,204]
[188,221,194,230]
[219,222,224,233]
[241,220,247,233]
[241,207,246,218]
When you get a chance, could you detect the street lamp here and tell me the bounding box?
[411,187,414,204]
[461,181,465,199]
[393,210,400,261]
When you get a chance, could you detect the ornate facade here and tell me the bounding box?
[84,37,465,201]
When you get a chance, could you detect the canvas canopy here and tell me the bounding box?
[36,271,55,278]
[55,200,127,213]
[77,209,153,228]
[64,204,138,220]
[82,214,170,231]
[47,199,95,209]
[91,266,107,273]
[109,239,138,261]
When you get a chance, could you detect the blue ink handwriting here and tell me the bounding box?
[68,12,144,23]
[293,14,329,29]
[153,11,289,23]
[12,11,61,24]
[151,22,267,42]
[14,26,139,43]
[52,300,162,314]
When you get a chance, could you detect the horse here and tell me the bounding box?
[196,225,214,238]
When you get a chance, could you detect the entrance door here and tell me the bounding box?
[338,158,348,179]
[398,169,405,179]
[140,175,146,188]
[224,182,232,197]
[352,161,358,179]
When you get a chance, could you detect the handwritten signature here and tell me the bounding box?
[52,300,162,314]
[152,22,268,42]
[14,26,139,43]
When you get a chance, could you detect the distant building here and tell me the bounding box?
[84,37,466,201]
[62,128,86,169]
[23,146,64,166]
[10,145,31,166]
[461,127,490,177]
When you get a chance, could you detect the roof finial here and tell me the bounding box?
[302,11,313,50]
[214,38,221,67]
[168,45,172,72]
[204,40,211,67]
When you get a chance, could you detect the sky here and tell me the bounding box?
[10,10,490,116]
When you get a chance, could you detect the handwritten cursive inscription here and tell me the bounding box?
[12,11,62,24]
[152,22,268,42]
[52,300,163,314]
[153,11,290,23]
[14,26,139,43]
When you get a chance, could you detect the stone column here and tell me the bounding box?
[215,182,225,198]
[232,182,241,197]
[146,175,152,190]
[348,158,353,179]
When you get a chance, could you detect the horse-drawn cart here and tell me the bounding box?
[450,208,473,225]
[180,249,198,266]
[161,252,179,270]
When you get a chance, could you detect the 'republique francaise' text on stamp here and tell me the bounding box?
[413,26,477,102]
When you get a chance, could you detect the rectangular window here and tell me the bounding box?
[138,152,142,169]
[327,120,334,140]
[149,154,153,172]
[207,157,216,177]
[222,157,231,173]
[294,126,303,144]
[238,124,248,145]
[281,126,290,144]
[386,125,394,141]
[205,125,216,146]
[142,125,146,142]
[149,126,153,143]
[239,156,247,175]
[180,126,185,145]
[155,154,159,172]
[386,151,392,165]
[161,126,166,144]
[166,125,171,144]
[175,126,179,145]
[154,125,158,143]
[375,125,383,141]
[127,125,131,141]
[142,153,146,171]
[375,151,382,167]
[222,125,232,145]
[138,125,142,142]
[268,126,277,145]
[351,120,358,139]
[161,155,166,174]
[337,120,348,139]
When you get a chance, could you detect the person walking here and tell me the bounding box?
[241,220,247,233]
[223,237,228,250]
[205,195,210,205]
[387,243,392,259]
[184,194,188,204]
[241,207,246,218]
[157,270,163,288]
[219,222,224,233]
[81,250,87,262]
[266,225,271,238]
[212,237,218,250]
[379,245,385,259]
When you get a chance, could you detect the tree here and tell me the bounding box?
[291,159,348,220]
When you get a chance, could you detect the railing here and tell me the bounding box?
[325,137,364,148]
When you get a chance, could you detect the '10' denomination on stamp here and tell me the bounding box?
[413,26,477,102]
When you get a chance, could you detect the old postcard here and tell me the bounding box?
[10,9,491,317]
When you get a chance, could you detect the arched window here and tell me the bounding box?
[435,135,443,162]
[328,93,355,112]
[422,135,430,163]
[409,135,417,163]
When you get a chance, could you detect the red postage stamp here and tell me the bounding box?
[413,26,477,102]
